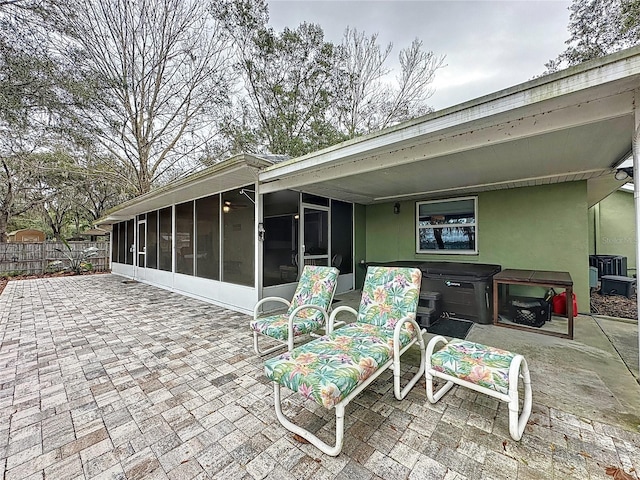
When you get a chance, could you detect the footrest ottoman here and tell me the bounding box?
[425,335,532,441]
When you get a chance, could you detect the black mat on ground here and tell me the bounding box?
[426,318,473,339]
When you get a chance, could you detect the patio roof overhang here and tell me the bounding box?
[258,46,640,208]
[98,154,272,224]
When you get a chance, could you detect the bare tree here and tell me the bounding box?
[55,0,235,195]
[335,28,446,138]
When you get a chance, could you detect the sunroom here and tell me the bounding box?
[103,154,356,314]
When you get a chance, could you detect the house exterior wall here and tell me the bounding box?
[365,182,590,313]
[590,189,637,276]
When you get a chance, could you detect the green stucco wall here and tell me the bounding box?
[590,190,636,276]
[365,182,590,313]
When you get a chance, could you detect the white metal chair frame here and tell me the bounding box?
[425,335,532,441]
[252,298,330,355]
[272,307,426,456]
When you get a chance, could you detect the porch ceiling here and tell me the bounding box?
[284,114,633,205]
[259,47,640,205]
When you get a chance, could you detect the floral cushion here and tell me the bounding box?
[264,323,414,408]
[357,267,421,333]
[430,340,516,395]
[250,315,322,341]
[287,266,340,323]
[251,266,339,340]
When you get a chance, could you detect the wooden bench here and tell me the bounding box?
[425,335,532,441]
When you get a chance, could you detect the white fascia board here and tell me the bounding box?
[259,47,640,184]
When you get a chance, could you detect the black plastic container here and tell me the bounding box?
[601,275,636,298]
[417,291,442,328]
[366,261,501,324]
[420,262,501,325]
[589,255,627,278]
[507,296,551,328]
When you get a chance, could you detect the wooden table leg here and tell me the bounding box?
[567,286,574,340]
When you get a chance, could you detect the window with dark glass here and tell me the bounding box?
[111,223,119,263]
[222,186,254,286]
[125,219,134,265]
[195,195,220,280]
[159,207,172,271]
[146,210,158,269]
[118,221,126,263]
[331,200,353,274]
[263,191,299,286]
[416,197,477,254]
[175,201,194,275]
[302,193,329,207]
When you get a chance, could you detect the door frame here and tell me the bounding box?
[135,218,147,279]
[300,203,331,270]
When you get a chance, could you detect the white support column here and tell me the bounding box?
[633,93,640,377]
[255,181,263,303]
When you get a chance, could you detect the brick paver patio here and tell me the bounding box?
[0,274,638,479]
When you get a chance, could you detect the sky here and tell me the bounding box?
[266,0,572,110]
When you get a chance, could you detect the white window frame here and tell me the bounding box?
[415,196,478,254]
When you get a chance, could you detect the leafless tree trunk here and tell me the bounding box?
[55,0,234,195]
[336,28,446,138]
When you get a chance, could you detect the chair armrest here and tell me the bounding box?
[425,335,449,367]
[328,305,357,334]
[392,316,425,359]
[287,304,329,350]
[254,296,290,318]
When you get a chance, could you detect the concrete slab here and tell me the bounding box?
[466,317,640,433]
[593,316,640,379]
[0,275,638,480]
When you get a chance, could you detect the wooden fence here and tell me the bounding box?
[0,241,110,275]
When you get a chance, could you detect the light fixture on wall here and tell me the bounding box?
[223,201,231,213]
[614,167,634,181]
[393,202,401,215]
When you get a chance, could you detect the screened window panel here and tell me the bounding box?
[125,219,134,265]
[331,199,353,273]
[222,187,254,286]
[111,223,119,263]
[263,191,299,287]
[159,207,172,271]
[195,195,220,280]
[118,221,126,263]
[147,211,158,269]
[175,201,194,275]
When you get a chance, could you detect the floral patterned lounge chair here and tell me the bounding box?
[264,266,425,456]
[250,265,340,355]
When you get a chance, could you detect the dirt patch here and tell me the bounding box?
[0,270,110,296]
[590,289,637,320]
